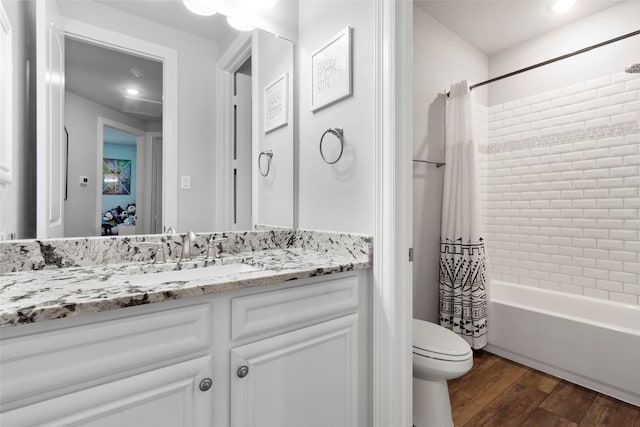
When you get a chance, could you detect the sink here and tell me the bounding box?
[125,263,259,285]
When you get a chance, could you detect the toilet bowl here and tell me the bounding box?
[413,319,473,427]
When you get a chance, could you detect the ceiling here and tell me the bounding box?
[65,0,247,124]
[94,0,239,50]
[414,0,623,55]
[104,127,138,146]
[65,37,164,122]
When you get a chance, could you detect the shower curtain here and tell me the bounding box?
[439,81,488,349]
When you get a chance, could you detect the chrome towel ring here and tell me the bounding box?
[319,128,344,164]
[258,150,273,177]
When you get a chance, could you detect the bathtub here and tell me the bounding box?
[485,280,640,406]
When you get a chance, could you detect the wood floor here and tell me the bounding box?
[448,351,640,427]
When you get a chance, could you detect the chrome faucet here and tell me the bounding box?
[207,237,228,260]
[180,231,196,261]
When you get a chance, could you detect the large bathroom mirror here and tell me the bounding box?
[0,0,295,240]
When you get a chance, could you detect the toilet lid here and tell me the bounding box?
[412,319,472,362]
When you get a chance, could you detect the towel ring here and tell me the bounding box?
[258,150,273,177]
[319,128,344,164]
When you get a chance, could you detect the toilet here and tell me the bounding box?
[413,319,473,427]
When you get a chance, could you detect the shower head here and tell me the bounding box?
[625,63,640,73]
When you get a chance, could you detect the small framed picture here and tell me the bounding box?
[311,27,352,112]
[264,72,288,133]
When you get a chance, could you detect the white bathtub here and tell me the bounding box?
[485,280,640,406]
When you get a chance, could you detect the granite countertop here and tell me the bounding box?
[0,230,373,327]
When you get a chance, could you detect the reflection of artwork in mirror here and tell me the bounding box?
[264,72,288,133]
[102,158,132,195]
[311,27,352,112]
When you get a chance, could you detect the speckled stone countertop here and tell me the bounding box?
[0,230,372,327]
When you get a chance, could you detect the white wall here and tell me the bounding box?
[64,91,148,237]
[297,0,375,234]
[254,30,294,228]
[412,6,488,322]
[0,0,36,240]
[489,1,640,106]
[57,1,219,233]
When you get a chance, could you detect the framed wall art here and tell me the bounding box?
[311,27,352,112]
[264,72,288,133]
[102,158,132,195]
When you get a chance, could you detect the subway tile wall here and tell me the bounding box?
[480,72,640,305]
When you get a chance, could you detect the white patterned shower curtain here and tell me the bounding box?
[439,81,488,349]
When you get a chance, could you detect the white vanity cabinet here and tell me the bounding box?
[230,315,359,427]
[0,304,215,427]
[229,274,362,427]
[0,271,370,427]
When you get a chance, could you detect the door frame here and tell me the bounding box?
[372,1,414,426]
[95,118,146,236]
[61,17,178,233]
[216,32,252,231]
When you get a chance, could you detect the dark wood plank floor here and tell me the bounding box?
[448,351,640,427]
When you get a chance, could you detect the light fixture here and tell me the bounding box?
[126,88,140,96]
[183,0,217,16]
[130,67,146,78]
[227,16,255,32]
[552,0,576,13]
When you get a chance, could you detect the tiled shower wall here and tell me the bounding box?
[482,71,640,305]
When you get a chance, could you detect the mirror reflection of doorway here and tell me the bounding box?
[233,57,252,230]
[101,127,137,236]
[64,36,163,237]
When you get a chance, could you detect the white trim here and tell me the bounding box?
[0,2,12,189]
[373,1,413,426]
[96,117,146,236]
[61,17,178,233]
[216,32,252,230]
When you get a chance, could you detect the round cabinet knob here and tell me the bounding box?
[199,378,213,392]
[237,365,249,378]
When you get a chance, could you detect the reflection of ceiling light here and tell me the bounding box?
[130,67,146,78]
[126,88,140,96]
[183,0,217,16]
[242,0,277,10]
[227,16,255,32]
[552,0,575,13]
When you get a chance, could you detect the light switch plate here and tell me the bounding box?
[180,175,191,190]
[79,176,89,186]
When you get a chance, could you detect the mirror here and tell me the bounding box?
[0,0,296,240]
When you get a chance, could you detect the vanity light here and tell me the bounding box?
[183,0,217,16]
[227,16,255,32]
[552,0,575,13]
[126,88,140,96]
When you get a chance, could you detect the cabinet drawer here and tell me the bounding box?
[1,355,213,427]
[1,303,211,409]
[231,274,358,342]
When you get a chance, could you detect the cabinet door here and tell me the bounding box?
[1,356,213,427]
[231,314,358,427]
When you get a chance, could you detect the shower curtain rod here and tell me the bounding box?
[458,29,640,93]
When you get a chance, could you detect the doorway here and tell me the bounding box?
[100,126,138,236]
[233,57,252,230]
[63,35,164,237]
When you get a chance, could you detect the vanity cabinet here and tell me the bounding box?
[230,315,359,427]
[0,271,369,427]
[229,274,361,427]
[2,356,213,427]
[0,304,215,426]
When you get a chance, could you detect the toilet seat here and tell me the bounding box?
[413,319,472,362]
